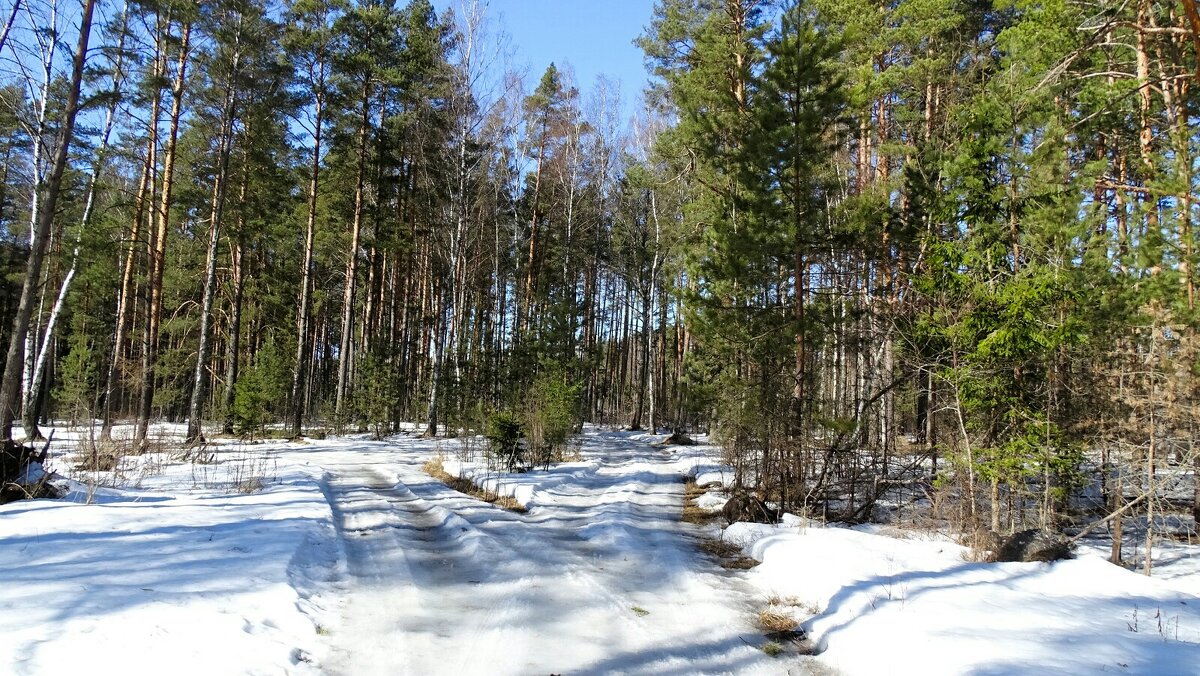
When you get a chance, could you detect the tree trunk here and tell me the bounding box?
[1110,465,1124,565]
[425,286,447,437]
[1144,408,1156,576]
[221,162,249,435]
[103,70,160,440]
[0,0,21,58]
[1135,0,1159,243]
[335,81,371,420]
[27,3,129,441]
[0,0,97,443]
[221,240,244,434]
[14,0,63,436]
[136,19,192,447]
[291,88,324,437]
[631,289,650,431]
[1192,439,1199,527]
[648,189,663,432]
[186,69,237,445]
[521,130,547,339]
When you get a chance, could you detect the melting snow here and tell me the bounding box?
[1,425,1197,675]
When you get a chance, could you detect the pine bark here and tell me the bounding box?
[136,19,191,446]
[186,68,238,445]
[291,89,324,437]
[222,240,244,434]
[334,81,371,419]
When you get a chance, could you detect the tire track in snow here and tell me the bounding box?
[322,463,525,675]
[319,432,809,675]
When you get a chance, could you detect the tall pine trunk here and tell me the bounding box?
[334,82,371,420]
[186,65,238,445]
[291,90,324,437]
[136,19,191,447]
[217,239,244,430]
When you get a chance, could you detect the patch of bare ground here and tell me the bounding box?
[423,458,527,513]
[682,477,721,525]
[682,477,759,568]
[696,535,760,569]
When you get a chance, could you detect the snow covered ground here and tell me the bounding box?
[728,522,1200,674]
[2,425,1199,675]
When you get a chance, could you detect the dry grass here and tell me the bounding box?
[722,556,761,570]
[681,478,721,525]
[557,444,585,463]
[74,432,149,472]
[684,479,759,568]
[237,477,265,494]
[423,458,527,513]
[697,536,760,569]
[75,446,122,472]
[958,527,1000,562]
[758,610,798,633]
[71,432,172,490]
[697,537,743,558]
[758,604,815,658]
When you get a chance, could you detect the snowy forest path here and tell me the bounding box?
[313,430,794,675]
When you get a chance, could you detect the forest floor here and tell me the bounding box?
[1,425,1199,674]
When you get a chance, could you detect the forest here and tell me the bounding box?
[1,0,1198,562]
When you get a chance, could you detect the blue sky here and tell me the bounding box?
[432,0,657,118]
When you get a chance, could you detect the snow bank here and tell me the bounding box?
[11,425,1197,676]
[736,523,1200,675]
[442,457,602,509]
[0,446,341,676]
[671,436,733,488]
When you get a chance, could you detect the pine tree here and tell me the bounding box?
[739,0,845,509]
[284,0,341,438]
[329,0,405,423]
[641,0,777,492]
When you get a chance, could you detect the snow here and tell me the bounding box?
[0,451,339,675]
[735,522,1200,674]
[308,430,784,675]
[14,460,50,485]
[2,424,1198,675]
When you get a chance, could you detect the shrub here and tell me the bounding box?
[483,369,583,472]
[53,334,96,426]
[231,339,288,438]
[523,370,581,469]
[351,353,400,439]
[485,410,524,471]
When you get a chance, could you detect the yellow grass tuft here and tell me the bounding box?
[757,610,798,633]
[681,477,721,525]
[423,458,526,513]
[696,536,760,569]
